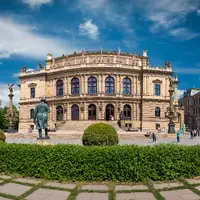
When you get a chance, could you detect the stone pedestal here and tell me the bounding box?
[168,122,175,134]
[36,139,51,145]
[7,124,15,133]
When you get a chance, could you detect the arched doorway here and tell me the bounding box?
[123,104,131,120]
[106,104,114,121]
[88,104,96,120]
[56,106,63,121]
[71,104,79,120]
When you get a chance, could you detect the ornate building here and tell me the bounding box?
[179,88,200,130]
[18,50,183,133]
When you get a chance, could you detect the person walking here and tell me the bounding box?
[152,132,157,143]
[177,130,181,143]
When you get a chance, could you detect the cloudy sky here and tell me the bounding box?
[0,0,200,106]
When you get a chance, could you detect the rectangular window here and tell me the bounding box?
[30,88,35,98]
[154,84,160,96]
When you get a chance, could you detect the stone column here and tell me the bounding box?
[135,76,138,96]
[98,74,101,94]
[64,77,67,95]
[102,75,105,95]
[84,75,87,94]
[119,75,122,95]
[146,76,148,95]
[53,79,56,96]
[143,76,146,94]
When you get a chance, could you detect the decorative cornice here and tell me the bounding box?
[152,79,162,84]
[28,83,37,87]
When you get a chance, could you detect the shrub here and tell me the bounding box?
[0,129,6,142]
[82,123,119,146]
[0,143,200,182]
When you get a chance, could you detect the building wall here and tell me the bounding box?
[179,89,200,129]
[18,52,181,133]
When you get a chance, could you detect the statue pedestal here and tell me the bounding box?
[168,122,175,134]
[36,139,51,146]
[7,124,15,133]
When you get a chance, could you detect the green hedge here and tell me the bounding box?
[0,143,200,182]
[82,123,119,146]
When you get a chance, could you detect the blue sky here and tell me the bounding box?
[0,0,200,106]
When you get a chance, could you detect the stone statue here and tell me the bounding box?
[165,60,172,68]
[21,65,27,72]
[39,62,43,69]
[34,98,50,139]
[8,83,14,93]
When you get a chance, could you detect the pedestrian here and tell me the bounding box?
[190,130,193,139]
[194,129,197,139]
[177,130,181,143]
[152,132,156,143]
[197,129,200,137]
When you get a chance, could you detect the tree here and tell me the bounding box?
[0,106,19,131]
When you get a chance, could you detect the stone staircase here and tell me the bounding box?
[58,120,122,132]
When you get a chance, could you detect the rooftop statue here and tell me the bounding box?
[165,60,172,68]
[34,98,50,139]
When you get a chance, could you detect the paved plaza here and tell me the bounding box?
[0,175,200,199]
[5,132,200,146]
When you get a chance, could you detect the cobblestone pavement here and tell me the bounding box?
[5,133,200,146]
[0,175,200,199]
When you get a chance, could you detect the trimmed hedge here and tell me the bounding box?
[0,130,6,142]
[0,143,200,182]
[82,123,119,146]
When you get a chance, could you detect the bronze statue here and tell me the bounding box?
[34,98,50,139]
[8,83,14,93]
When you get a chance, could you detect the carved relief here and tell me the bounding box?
[152,79,162,84]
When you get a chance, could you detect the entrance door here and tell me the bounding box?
[106,104,114,120]
[71,104,79,120]
[88,104,96,120]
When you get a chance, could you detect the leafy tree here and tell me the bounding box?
[0,105,19,131]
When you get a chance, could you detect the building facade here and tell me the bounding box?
[179,88,200,130]
[19,50,183,133]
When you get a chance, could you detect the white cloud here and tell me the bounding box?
[0,62,2,65]
[169,28,199,40]
[79,19,99,40]
[0,83,20,108]
[197,9,200,16]
[13,68,35,78]
[178,89,185,98]
[78,0,134,34]
[79,0,105,10]
[0,16,78,60]
[137,0,200,32]
[21,0,52,8]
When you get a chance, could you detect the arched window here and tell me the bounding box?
[56,106,63,121]
[123,77,131,95]
[154,84,160,96]
[155,107,161,117]
[123,104,131,119]
[105,76,115,94]
[30,109,34,119]
[71,78,80,95]
[71,104,79,120]
[88,77,97,94]
[56,80,63,96]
